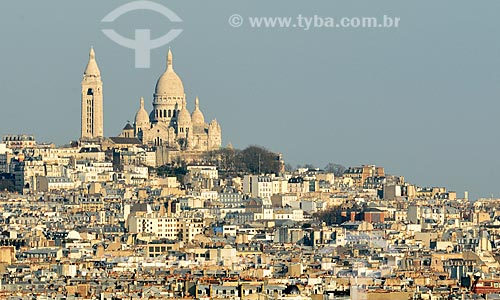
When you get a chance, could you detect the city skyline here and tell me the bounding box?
[1,2,500,299]
[1,1,500,199]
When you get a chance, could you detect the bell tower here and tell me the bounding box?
[81,47,103,140]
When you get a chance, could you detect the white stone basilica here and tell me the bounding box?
[80,47,222,156]
[133,48,221,151]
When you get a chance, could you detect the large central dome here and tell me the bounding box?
[154,48,184,96]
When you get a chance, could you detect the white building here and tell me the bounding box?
[128,211,204,243]
[243,175,273,199]
[187,165,218,179]
[273,208,304,221]
[128,212,181,240]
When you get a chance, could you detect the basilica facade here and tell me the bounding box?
[80,47,222,155]
[132,49,221,151]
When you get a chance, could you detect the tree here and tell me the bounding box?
[0,180,15,192]
[202,147,242,173]
[238,145,280,174]
[199,145,282,174]
[324,163,346,177]
[314,202,363,225]
[218,147,239,171]
[313,207,343,225]
[156,164,187,184]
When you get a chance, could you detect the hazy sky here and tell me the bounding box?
[1,1,499,199]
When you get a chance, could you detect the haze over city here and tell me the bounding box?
[3,2,500,300]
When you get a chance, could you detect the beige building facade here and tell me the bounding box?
[79,47,222,161]
[81,47,103,141]
[133,49,222,152]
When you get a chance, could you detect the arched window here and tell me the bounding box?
[173,110,176,117]
[164,109,167,118]
[159,110,163,118]
[168,110,171,117]
[155,110,158,118]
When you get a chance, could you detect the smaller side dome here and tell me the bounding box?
[135,97,149,126]
[177,100,192,126]
[191,96,205,126]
